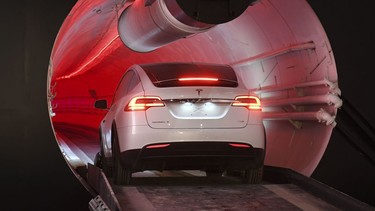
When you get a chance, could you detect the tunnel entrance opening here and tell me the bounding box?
[47,0,341,191]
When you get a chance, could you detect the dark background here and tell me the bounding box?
[308,0,375,207]
[0,0,374,210]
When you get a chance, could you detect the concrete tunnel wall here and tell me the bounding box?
[48,0,340,181]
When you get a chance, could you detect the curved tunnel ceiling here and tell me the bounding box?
[48,0,341,183]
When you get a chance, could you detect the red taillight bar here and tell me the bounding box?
[232,95,261,110]
[179,77,219,82]
[125,96,165,111]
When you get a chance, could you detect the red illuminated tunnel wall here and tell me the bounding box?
[48,0,341,179]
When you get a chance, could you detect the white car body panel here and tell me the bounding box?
[99,63,264,163]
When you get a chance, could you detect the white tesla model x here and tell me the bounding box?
[94,62,265,185]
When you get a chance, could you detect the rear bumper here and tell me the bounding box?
[119,142,265,172]
[116,124,265,150]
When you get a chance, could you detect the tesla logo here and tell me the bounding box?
[196,89,203,97]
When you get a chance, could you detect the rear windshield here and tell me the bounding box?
[140,63,238,87]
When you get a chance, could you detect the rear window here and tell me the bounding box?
[140,63,238,87]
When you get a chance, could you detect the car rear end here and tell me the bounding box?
[117,63,265,172]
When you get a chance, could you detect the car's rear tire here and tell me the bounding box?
[242,127,266,184]
[101,154,112,178]
[243,165,263,184]
[112,125,132,185]
[98,128,112,177]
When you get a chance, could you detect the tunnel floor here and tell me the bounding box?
[111,170,340,211]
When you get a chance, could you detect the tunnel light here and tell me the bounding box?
[179,77,219,82]
[125,96,165,111]
[232,96,261,110]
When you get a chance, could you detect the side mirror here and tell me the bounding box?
[94,99,108,109]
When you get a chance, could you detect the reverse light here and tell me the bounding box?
[125,96,165,111]
[232,95,261,110]
[179,77,219,82]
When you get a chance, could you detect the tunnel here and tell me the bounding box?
[47,0,341,191]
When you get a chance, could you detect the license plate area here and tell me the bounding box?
[165,99,233,119]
